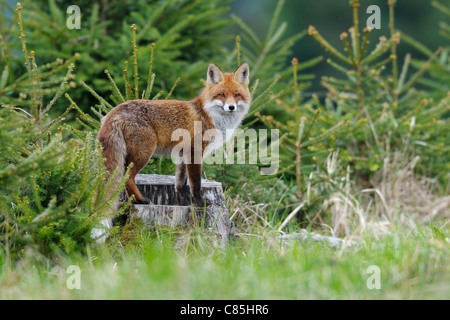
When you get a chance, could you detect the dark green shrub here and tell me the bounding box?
[0,3,127,263]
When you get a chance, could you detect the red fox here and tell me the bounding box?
[97,63,251,212]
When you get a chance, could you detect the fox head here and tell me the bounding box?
[202,63,251,118]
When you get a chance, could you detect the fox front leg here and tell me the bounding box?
[175,162,190,205]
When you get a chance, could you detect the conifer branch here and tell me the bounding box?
[16,3,31,74]
[144,43,156,100]
[236,35,241,67]
[308,25,352,66]
[166,77,181,99]
[131,24,139,100]
[104,69,125,103]
[123,61,133,101]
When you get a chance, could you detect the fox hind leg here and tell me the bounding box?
[125,170,151,204]
[124,128,157,205]
[125,152,155,204]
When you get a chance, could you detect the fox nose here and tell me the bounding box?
[228,105,236,111]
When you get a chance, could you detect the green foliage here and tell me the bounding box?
[1,225,449,299]
[0,1,448,302]
[231,0,323,118]
[0,0,448,269]
[0,106,119,262]
[305,0,449,184]
[71,1,311,183]
[68,0,449,226]
[252,0,450,225]
[257,58,347,223]
[0,108,61,193]
[0,3,128,264]
[401,1,450,100]
[205,0,322,199]
[3,0,234,115]
[432,0,450,40]
[0,2,79,143]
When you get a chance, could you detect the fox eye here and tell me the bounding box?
[234,93,241,98]
[217,93,225,98]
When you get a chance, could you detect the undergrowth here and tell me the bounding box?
[0,0,448,300]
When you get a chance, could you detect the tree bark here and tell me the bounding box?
[123,174,234,242]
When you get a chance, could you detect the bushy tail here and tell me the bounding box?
[97,120,128,213]
[91,119,129,243]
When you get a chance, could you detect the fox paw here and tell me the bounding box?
[194,196,207,208]
[134,197,151,205]
[176,193,189,206]
[176,185,191,206]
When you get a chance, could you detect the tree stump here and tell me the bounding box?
[122,174,234,242]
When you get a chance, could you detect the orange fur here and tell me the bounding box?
[97,63,251,210]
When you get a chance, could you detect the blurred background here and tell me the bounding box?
[229,0,449,90]
[2,0,448,94]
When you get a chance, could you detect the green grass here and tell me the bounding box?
[1,221,448,299]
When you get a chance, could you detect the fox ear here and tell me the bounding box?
[234,63,250,86]
[206,63,224,86]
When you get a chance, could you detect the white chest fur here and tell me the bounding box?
[203,99,249,155]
